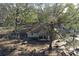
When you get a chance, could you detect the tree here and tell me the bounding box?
[1,3,79,49]
[43,4,67,50]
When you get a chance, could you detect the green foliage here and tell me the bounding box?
[1,3,79,31]
[1,3,79,49]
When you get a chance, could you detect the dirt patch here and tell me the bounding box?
[0,39,74,56]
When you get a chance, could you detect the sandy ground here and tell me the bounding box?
[0,38,70,56]
[0,39,51,56]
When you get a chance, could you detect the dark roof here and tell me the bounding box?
[17,23,48,36]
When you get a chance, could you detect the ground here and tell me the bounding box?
[0,27,75,56]
[0,38,69,56]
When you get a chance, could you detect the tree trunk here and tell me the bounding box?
[48,35,53,50]
[48,23,56,50]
